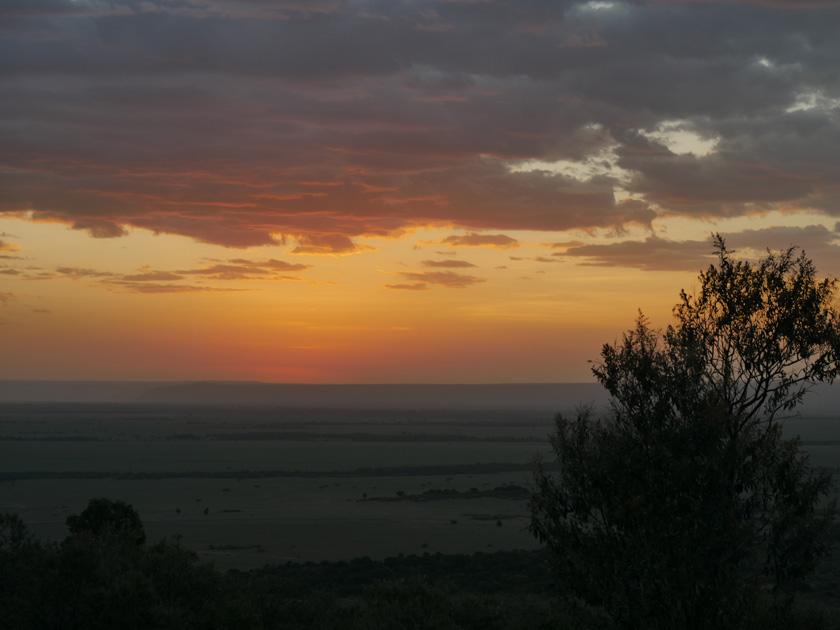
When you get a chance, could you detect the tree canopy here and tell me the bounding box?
[530,235,839,630]
[66,497,146,546]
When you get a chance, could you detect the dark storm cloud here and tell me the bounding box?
[1,0,839,246]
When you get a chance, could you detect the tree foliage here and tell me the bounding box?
[66,497,146,546]
[530,236,839,630]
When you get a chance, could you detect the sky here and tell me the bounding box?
[1,0,840,384]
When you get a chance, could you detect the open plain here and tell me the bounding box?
[2,396,840,574]
[0,403,560,569]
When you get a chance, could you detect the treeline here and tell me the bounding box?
[362,485,531,502]
[0,500,579,630]
[0,432,546,443]
[2,499,837,629]
[0,461,548,482]
[198,431,544,443]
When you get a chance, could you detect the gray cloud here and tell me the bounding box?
[558,225,840,272]
[559,235,717,271]
[0,1,838,246]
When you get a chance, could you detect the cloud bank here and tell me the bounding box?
[1,0,839,248]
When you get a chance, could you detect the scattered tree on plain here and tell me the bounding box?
[530,235,839,630]
[66,497,146,545]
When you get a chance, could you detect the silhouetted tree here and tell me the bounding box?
[66,497,146,545]
[530,236,839,630]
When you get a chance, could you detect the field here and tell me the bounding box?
[1,401,839,577]
[0,404,561,570]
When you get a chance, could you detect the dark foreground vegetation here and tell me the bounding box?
[2,498,839,630]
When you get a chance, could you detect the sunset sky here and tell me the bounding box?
[2,0,840,384]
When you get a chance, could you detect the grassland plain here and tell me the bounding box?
[0,404,558,569]
[1,401,839,581]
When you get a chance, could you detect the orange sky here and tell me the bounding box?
[2,0,840,383]
[4,217,839,383]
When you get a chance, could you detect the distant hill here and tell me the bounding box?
[136,382,610,411]
[0,380,168,403]
[2,380,839,417]
[0,380,608,411]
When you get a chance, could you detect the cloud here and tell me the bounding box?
[177,258,311,280]
[16,254,311,286]
[545,240,585,250]
[441,233,520,249]
[559,235,717,271]
[0,239,20,253]
[109,282,249,294]
[0,1,838,247]
[55,267,115,279]
[397,270,484,288]
[384,282,429,291]
[230,258,310,272]
[121,271,184,282]
[71,219,128,239]
[558,225,840,271]
[292,235,374,255]
[420,259,477,268]
[178,264,271,280]
[0,292,13,306]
